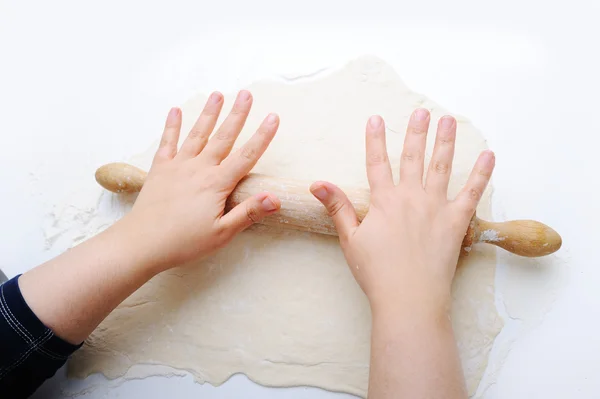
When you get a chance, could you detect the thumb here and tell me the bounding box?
[219,192,281,235]
[310,181,359,240]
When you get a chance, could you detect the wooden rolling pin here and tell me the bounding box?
[95,162,562,257]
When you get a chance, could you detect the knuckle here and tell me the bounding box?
[371,191,394,209]
[156,144,175,159]
[402,151,420,162]
[246,203,261,223]
[432,161,449,174]
[202,107,220,116]
[327,199,346,218]
[230,106,247,116]
[257,125,273,138]
[477,168,492,178]
[367,152,388,165]
[159,136,171,147]
[462,202,477,216]
[204,172,222,189]
[153,148,169,161]
[215,130,230,141]
[188,128,207,140]
[439,135,455,145]
[407,126,427,136]
[240,146,257,160]
[468,187,482,200]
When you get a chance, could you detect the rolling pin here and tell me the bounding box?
[95,162,562,257]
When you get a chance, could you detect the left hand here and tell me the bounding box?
[310,111,494,313]
[118,90,281,272]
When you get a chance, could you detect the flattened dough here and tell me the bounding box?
[69,56,503,397]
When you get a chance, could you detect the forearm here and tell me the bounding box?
[368,300,466,399]
[18,216,159,345]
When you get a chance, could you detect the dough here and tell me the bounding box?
[68,56,503,397]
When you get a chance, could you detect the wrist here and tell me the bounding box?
[370,300,454,345]
[100,216,164,277]
[368,283,452,326]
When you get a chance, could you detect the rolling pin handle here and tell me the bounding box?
[473,218,562,257]
[95,162,147,194]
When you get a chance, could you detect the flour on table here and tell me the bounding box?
[68,56,503,397]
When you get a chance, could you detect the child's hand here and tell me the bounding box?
[120,90,281,272]
[310,110,495,313]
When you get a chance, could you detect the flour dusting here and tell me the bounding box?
[479,229,504,242]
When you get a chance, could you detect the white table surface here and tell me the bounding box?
[1,0,598,397]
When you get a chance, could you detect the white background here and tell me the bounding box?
[1,0,599,398]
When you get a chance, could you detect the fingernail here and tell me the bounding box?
[441,115,455,129]
[261,197,278,212]
[369,115,382,129]
[267,113,278,124]
[209,92,222,104]
[237,90,251,103]
[312,186,328,201]
[168,107,180,119]
[413,108,429,121]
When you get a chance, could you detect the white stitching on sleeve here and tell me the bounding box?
[0,330,52,378]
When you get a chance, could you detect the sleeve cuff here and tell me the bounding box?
[1,274,82,361]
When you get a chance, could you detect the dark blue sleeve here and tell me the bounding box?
[0,275,82,398]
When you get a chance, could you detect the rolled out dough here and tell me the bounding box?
[69,56,503,397]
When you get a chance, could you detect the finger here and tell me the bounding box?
[178,92,224,159]
[399,108,430,185]
[218,192,280,236]
[425,115,456,196]
[454,150,495,215]
[365,115,393,191]
[221,113,279,180]
[153,107,181,165]
[202,90,253,164]
[310,181,359,241]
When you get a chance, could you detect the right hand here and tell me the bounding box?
[118,90,281,273]
[310,110,495,313]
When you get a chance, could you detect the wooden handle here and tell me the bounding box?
[463,218,562,257]
[95,162,147,193]
[95,162,562,257]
